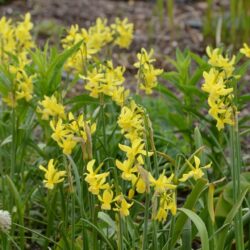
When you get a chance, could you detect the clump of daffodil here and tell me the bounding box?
[0,13,34,63]
[37,95,66,120]
[134,48,163,94]
[0,14,35,108]
[111,18,134,49]
[240,43,250,58]
[179,156,211,182]
[202,47,237,130]
[116,101,150,194]
[50,112,96,155]
[153,191,177,222]
[80,60,130,106]
[39,159,66,190]
[2,64,36,108]
[84,160,132,215]
[61,19,113,73]
[61,18,134,74]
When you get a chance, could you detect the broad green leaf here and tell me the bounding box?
[216,186,250,250]
[170,178,207,248]
[179,208,209,250]
[81,218,115,250]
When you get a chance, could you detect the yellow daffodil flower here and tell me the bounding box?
[98,189,118,210]
[149,171,176,193]
[85,160,110,195]
[39,159,66,190]
[179,156,211,182]
[114,196,133,217]
[240,43,250,58]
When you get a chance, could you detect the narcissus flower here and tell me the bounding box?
[179,156,211,182]
[98,189,118,210]
[149,172,176,193]
[134,48,162,94]
[240,43,250,58]
[114,196,133,217]
[206,46,235,77]
[39,159,66,189]
[85,159,110,195]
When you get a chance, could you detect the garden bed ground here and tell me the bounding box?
[0,0,221,69]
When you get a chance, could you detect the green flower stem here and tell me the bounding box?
[71,194,76,250]
[116,214,123,250]
[142,192,150,250]
[230,111,244,250]
[11,107,16,178]
[100,94,107,154]
[142,114,154,250]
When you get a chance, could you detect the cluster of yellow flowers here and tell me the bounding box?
[61,18,133,73]
[80,60,130,106]
[0,14,35,107]
[202,47,236,130]
[0,13,212,224]
[116,100,175,221]
[134,48,163,94]
[84,159,133,216]
[37,95,96,155]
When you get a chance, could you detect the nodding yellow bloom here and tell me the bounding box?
[119,139,152,159]
[98,189,118,210]
[39,159,66,190]
[116,158,138,181]
[111,18,133,49]
[134,48,155,68]
[240,43,250,58]
[133,176,147,194]
[85,160,110,195]
[149,172,176,193]
[50,119,70,143]
[179,156,211,182]
[58,136,77,155]
[37,95,66,120]
[114,196,133,217]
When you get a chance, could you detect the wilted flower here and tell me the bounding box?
[0,210,11,232]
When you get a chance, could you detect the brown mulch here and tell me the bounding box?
[0,0,211,68]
